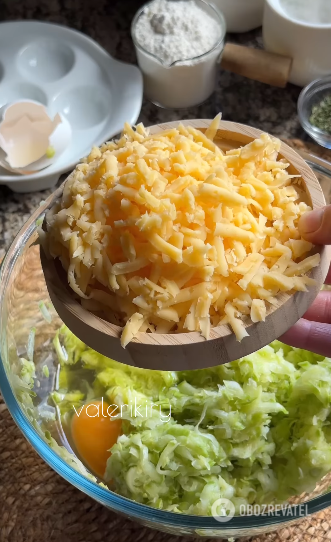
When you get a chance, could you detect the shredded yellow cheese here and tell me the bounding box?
[44,116,319,347]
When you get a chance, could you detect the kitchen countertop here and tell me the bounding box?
[0,0,309,261]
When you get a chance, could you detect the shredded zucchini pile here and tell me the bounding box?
[46,325,331,515]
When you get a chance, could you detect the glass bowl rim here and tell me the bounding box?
[1,191,331,531]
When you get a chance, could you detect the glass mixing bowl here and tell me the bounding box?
[1,176,331,538]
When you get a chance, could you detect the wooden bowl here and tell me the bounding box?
[41,120,330,371]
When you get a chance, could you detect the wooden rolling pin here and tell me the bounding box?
[221,43,292,88]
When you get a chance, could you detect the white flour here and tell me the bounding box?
[134,0,221,66]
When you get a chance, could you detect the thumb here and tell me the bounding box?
[299,205,331,245]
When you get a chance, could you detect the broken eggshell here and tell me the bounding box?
[0,100,72,175]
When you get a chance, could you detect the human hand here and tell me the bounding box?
[280,205,331,356]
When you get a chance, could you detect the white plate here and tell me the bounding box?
[0,21,143,192]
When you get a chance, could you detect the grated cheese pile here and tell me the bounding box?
[43,116,320,347]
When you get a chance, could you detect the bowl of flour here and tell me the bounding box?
[131,0,226,108]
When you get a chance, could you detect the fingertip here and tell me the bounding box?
[299,206,331,245]
[299,209,323,239]
[303,291,331,323]
[280,319,331,358]
[279,318,311,350]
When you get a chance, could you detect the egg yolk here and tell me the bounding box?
[71,400,122,478]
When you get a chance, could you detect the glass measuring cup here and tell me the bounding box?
[131,0,226,109]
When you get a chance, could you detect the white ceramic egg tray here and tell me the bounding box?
[0,21,143,193]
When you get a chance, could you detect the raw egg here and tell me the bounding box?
[71,400,122,478]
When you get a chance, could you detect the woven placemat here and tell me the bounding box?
[1,139,331,542]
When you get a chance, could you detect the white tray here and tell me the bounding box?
[0,21,143,193]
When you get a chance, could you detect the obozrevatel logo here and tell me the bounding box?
[211,498,236,523]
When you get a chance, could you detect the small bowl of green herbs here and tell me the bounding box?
[298,75,331,149]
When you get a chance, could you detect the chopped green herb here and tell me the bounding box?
[46,146,55,159]
[43,365,50,378]
[39,301,52,324]
[36,214,45,227]
[27,328,36,362]
[309,94,331,133]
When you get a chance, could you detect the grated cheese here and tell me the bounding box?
[45,117,319,347]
